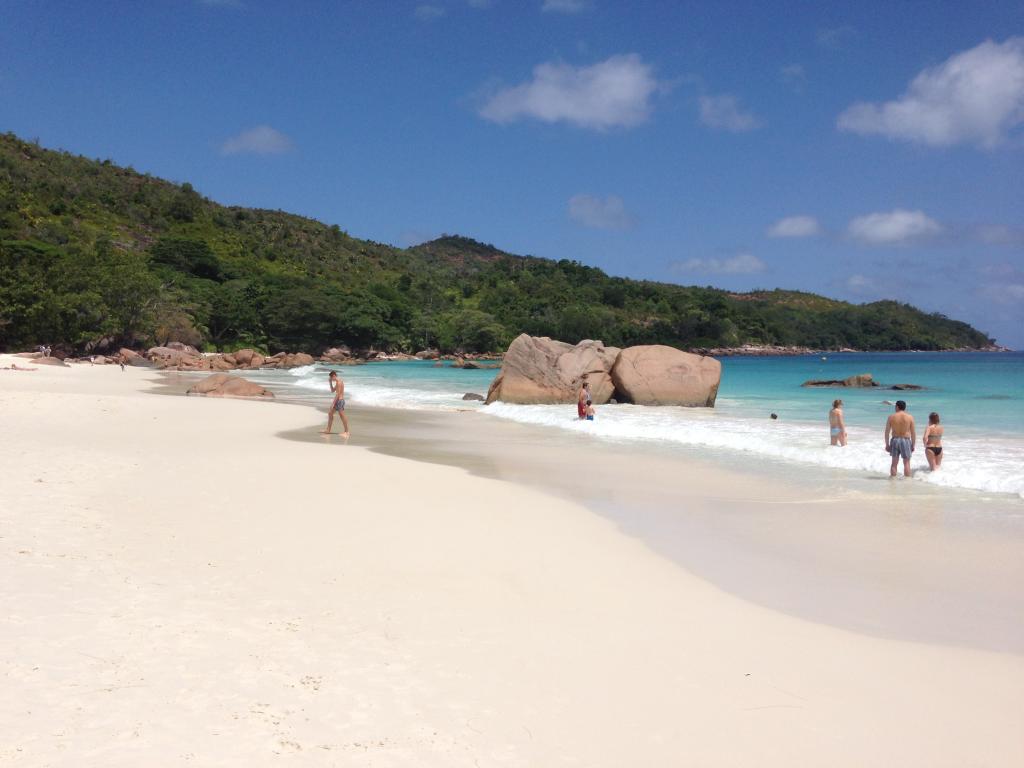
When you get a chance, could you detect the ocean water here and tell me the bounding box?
[246,352,1024,500]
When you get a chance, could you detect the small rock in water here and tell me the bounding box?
[462,392,485,401]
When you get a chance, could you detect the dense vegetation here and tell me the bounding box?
[0,133,994,354]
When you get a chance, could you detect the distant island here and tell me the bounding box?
[0,133,999,356]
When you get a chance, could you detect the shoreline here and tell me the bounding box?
[155,367,1024,655]
[701,345,1014,356]
[4,358,1024,765]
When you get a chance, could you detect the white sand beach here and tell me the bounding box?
[2,357,1023,767]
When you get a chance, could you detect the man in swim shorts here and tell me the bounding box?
[884,400,916,477]
[322,370,350,437]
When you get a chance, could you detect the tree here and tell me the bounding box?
[151,237,221,280]
[167,182,202,223]
[90,236,162,343]
[438,309,508,353]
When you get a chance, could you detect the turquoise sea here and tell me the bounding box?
[247,352,1024,500]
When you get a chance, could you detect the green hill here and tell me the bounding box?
[0,133,994,354]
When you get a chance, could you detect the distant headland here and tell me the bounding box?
[0,133,1000,357]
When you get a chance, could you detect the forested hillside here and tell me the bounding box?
[0,133,994,354]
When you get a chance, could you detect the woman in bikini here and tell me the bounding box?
[923,411,943,470]
[828,399,847,446]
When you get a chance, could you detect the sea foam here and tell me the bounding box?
[246,360,1024,500]
[483,402,1024,499]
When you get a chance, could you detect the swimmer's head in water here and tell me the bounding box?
[895,400,907,411]
[929,412,940,424]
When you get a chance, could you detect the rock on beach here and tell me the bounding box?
[485,335,620,405]
[802,373,879,388]
[610,345,721,407]
[486,335,722,408]
[185,374,275,399]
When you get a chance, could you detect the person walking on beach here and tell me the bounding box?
[829,399,847,446]
[884,400,916,477]
[577,379,591,420]
[923,412,944,470]
[322,370,350,437]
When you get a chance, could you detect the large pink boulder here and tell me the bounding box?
[280,352,315,368]
[610,345,721,406]
[231,348,266,369]
[147,345,203,368]
[117,348,152,367]
[185,373,274,399]
[166,341,201,355]
[320,346,352,362]
[485,334,620,404]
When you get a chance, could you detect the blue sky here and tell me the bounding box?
[2,0,1023,346]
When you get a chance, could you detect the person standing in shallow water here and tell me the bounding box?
[884,400,916,477]
[829,399,847,446]
[923,412,944,470]
[322,370,350,438]
[577,379,591,420]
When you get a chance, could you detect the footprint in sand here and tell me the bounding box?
[300,675,322,691]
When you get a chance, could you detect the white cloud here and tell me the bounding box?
[847,209,943,246]
[977,224,1024,246]
[816,26,855,50]
[980,281,1024,304]
[978,264,1024,305]
[767,215,821,238]
[567,194,634,230]
[780,63,806,91]
[220,125,294,156]
[698,94,761,132]
[837,37,1024,148]
[542,0,587,12]
[673,252,766,275]
[845,274,878,294]
[415,4,446,19]
[479,54,659,130]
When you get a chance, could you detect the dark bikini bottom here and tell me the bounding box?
[926,446,942,456]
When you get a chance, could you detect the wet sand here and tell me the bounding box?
[274,401,1024,655]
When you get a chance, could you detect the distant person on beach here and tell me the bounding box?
[577,380,591,420]
[884,400,916,477]
[923,412,944,470]
[829,399,847,446]
[585,400,595,421]
[322,370,350,437]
